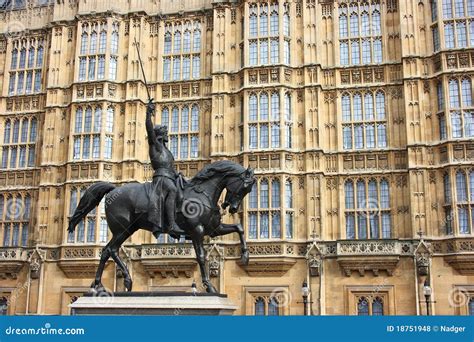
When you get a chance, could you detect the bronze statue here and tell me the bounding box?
[145,100,185,239]
[68,155,255,294]
[68,39,255,294]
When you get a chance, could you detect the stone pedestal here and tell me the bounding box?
[70,292,237,316]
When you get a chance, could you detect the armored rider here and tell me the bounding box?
[146,99,185,239]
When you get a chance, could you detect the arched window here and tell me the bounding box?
[36,45,44,67]
[30,118,37,142]
[272,179,280,208]
[164,30,172,54]
[191,105,199,131]
[193,25,201,52]
[444,174,452,203]
[255,297,265,315]
[106,107,114,133]
[27,47,35,68]
[285,180,292,208]
[461,79,472,106]
[181,106,189,131]
[19,48,26,69]
[456,171,467,201]
[171,107,179,133]
[12,120,19,143]
[357,297,369,315]
[249,183,258,209]
[268,297,279,316]
[260,4,268,35]
[260,179,269,208]
[249,94,258,121]
[84,107,92,132]
[183,30,191,52]
[173,30,181,53]
[11,49,18,69]
[249,8,257,37]
[90,31,97,54]
[20,119,28,143]
[449,79,460,107]
[80,33,88,54]
[260,93,269,120]
[4,120,11,144]
[99,30,107,54]
[111,30,119,54]
[162,107,169,127]
[75,108,83,133]
[270,5,279,35]
[271,93,280,120]
[372,298,384,315]
[94,107,102,132]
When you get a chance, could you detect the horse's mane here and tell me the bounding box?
[189,160,246,185]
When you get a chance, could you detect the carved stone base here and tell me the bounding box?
[337,256,400,277]
[238,257,296,276]
[70,292,237,315]
[445,255,474,275]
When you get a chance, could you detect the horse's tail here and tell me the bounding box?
[67,182,116,233]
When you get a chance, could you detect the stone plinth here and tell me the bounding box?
[70,292,237,316]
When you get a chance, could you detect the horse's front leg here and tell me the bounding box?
[210,223,249,266]
[192,224,217,294]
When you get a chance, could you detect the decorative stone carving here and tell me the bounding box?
[414,241,431,276]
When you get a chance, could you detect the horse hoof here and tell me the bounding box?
[124,279,133,292]
[90,282,106,294]
[240,250,249,266]
[205,283,218,294]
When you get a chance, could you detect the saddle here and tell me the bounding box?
[134,173,187,214]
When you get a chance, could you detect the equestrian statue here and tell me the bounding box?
[67,99,255,294]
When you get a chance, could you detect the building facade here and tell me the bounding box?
[0,0,473,316]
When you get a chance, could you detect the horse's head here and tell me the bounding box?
[222,167,256,214]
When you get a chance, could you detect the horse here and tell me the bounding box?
[67,160,255,294]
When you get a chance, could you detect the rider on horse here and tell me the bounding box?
[146,99,185,239]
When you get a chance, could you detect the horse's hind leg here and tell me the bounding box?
[108,228,134,291]
[92,239,115,292]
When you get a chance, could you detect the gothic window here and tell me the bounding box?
[247,91,284,149]
[1,194,31,247]
[246,2,290,66]
[9,38,44,95]
[78,21,115,81]
[437,82,446,138]
[453,170,474,234]
[68,188,108,244]
[344,179,392,239]
[162,20,201,81]
[247,177,293,240]
[437,0,474,49]
[1,117,37,169]
[253,295,281,316]
[447,78,474,138]
[161,104,200,159]
[339,1,383,66]
[342,91,387,150]
[444,173,454,234]
[357,296,384,315]
[73,106,114,160]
